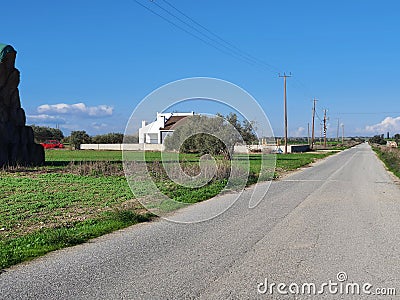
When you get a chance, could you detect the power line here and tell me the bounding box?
[133,0,253,65]
[159,0,280,73]
[315,111,323,122]
[134,0,280,72]
[149,0,265,69]
[331,112,400,115]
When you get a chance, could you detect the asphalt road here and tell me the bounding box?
[1,143,400,299]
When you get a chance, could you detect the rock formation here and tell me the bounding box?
[0,44,44,167]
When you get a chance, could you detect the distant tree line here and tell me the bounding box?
[69,131,138,149]
[30,125,139,150]
[369,133,400,145]
[31,125,64,143]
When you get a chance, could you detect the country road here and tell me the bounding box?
[1,143,400,299]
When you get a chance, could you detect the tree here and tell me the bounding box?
[62,135,70,144]
[369,135,386,145]
[124,134,139,143]
[31,125,64,143]
[220,112,258,145]
[394,134,400,143]
[92,133,124,144]
[240,119,258,145]
[70,130,91,150]
[164,113,257,159]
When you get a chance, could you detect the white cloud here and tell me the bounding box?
[27,114,66,124]
[365,116,400,134]
[291,126,306,137]
[91,122,109,130]
[37,102,113,117]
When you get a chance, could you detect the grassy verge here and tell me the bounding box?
[0,210,151,270]
[372,145,400,178]
[276,152,332,171]
[0,149,334,270]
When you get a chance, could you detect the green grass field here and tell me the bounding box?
[0,149,334,269]
[44,149,330,173]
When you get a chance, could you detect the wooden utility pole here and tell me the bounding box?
[320,123,323,145]
[323,109,328,148]
[336,118,340,142]
[319,122,324,146]
[342,124,345,144]
[279,73,291,154]
[311,98,317,149]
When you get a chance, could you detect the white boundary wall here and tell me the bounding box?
[80,144,310,153]
[80,144,164,151]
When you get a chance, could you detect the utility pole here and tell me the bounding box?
[336,118,340,142]
[311,98,317,149]
[342,124,345,144]
[323,109,328,148]
[320,123,323,145]
[279,72,291,154]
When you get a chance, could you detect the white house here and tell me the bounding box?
[139,112,195,144]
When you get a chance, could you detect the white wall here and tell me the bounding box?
[80,144,164,151]
[80,144,309,153]
[234,144,310,153]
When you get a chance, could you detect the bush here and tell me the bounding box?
[369,135,386,145]
[70,130,91,150]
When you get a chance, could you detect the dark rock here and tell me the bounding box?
[0,44,44,167]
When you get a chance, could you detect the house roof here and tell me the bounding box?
[160,115,189,130]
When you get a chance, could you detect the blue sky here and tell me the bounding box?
[3,0,400,137]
